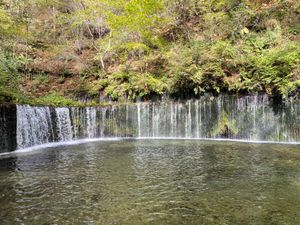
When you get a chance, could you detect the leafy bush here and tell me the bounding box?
[34,92,84,107]
[1,0,300,105]
[0,52,25,86]
[103,72,168,100]
[0,52,27,102]
[113,42,150,60]
[239,40,300,96]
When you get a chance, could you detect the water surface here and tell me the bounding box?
[0,140,300,224]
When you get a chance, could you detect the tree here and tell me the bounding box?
[68,0,166,72]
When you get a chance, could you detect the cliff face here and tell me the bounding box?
[0,105,17,153]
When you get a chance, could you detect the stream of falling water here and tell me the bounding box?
[15,95,300,149]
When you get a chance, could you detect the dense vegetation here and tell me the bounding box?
[0,0,299,105]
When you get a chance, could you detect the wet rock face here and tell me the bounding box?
[0,105,17,153]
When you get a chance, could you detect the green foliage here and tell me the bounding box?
[212,111,238,138]
[0,52,26,79]
[211,41,237,59]
[239,39,300,96]
[33,92,85,107]
[107,0,166,38]
[1,0,300,104]
[0,7,14,37]
[0,88,28,103]
[111,42,151,61]
[102,72,168,100]
[32,74,49,85]
[0,52,27,102]
[129,72,169,98]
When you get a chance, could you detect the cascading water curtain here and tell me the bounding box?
[15,95,300,150]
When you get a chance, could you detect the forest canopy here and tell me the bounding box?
[0,0,299,105]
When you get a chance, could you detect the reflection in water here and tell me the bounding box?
[0,140,300,224]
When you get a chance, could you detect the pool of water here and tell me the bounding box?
[0,140,300,225]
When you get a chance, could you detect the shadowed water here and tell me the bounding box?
[0,140,300,224]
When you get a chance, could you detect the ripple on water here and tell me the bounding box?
[0,140,300,225]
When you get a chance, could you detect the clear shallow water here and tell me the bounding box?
[0,140,300,225]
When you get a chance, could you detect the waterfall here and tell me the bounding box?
[17,105,53,149]
[86,107,97,138]
[2,94,298,151]
[55,108,73,142]
[137,103,141,137]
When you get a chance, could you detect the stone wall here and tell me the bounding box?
[0,105,17,153]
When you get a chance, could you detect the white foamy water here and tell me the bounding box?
[14,95,300,151]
